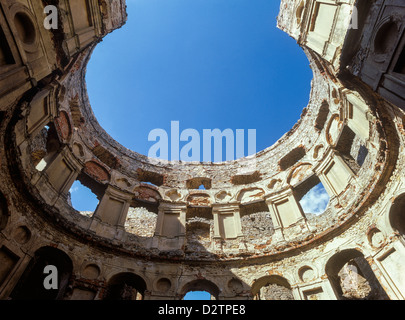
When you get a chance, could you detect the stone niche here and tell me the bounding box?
[70,0,93,31]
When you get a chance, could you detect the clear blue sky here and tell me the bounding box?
[86,0,312,161]
[74,1,321,299]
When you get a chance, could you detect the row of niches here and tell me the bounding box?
[3,184,405,247]
[66,41,358,192]
[12,80,384,256]
[1,210,403,299]
[27,131,370,244]
[68,185,329,256]
[53,37,373,193]
[24,82,377,201]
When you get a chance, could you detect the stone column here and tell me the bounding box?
[89,185,133,240]
[372,241,405,300]
[14,85,57,150]
[265,188,310,242]
[33,147,82,205]
[322,278,339,300]
[212,203,243,240]
[152,201,187,251]
[26,87,57,139]
[314,149,355,198]
[264,196,285,244]
[344,92,371,141]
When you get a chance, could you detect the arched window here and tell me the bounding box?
[296,176,330,217]
[299,182,329,216]
[68,174,102,217]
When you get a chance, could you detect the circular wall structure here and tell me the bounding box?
[0,0,404,300]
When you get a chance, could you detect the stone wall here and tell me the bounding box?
[0,0,404,301]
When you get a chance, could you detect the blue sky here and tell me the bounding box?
[73,0,330,221]
[184,291,211,300]
[72,0,330,224]
[71,1,322,300]
[85,0,312,161]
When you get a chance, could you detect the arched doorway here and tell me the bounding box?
[104,272,147,300]
[10,246,73,300]
[251,275,294,300]
[325,249,389,300]
[180,279,220,300]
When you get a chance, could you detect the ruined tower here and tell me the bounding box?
[0,0,404,300]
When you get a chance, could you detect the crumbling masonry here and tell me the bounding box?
[0,0,405,300]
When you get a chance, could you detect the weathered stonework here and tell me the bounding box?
[0,0,404,300]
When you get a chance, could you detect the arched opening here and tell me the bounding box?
[325,249,389,300]
[251,275,294,300]
[389,193,405,238]
[299,181,330,217]
[104,272,147,300]
[181,279,220,300]
[10,246,73,300]
[68,173,102,217]
[335,125,368,174]
[294,175,330,217]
